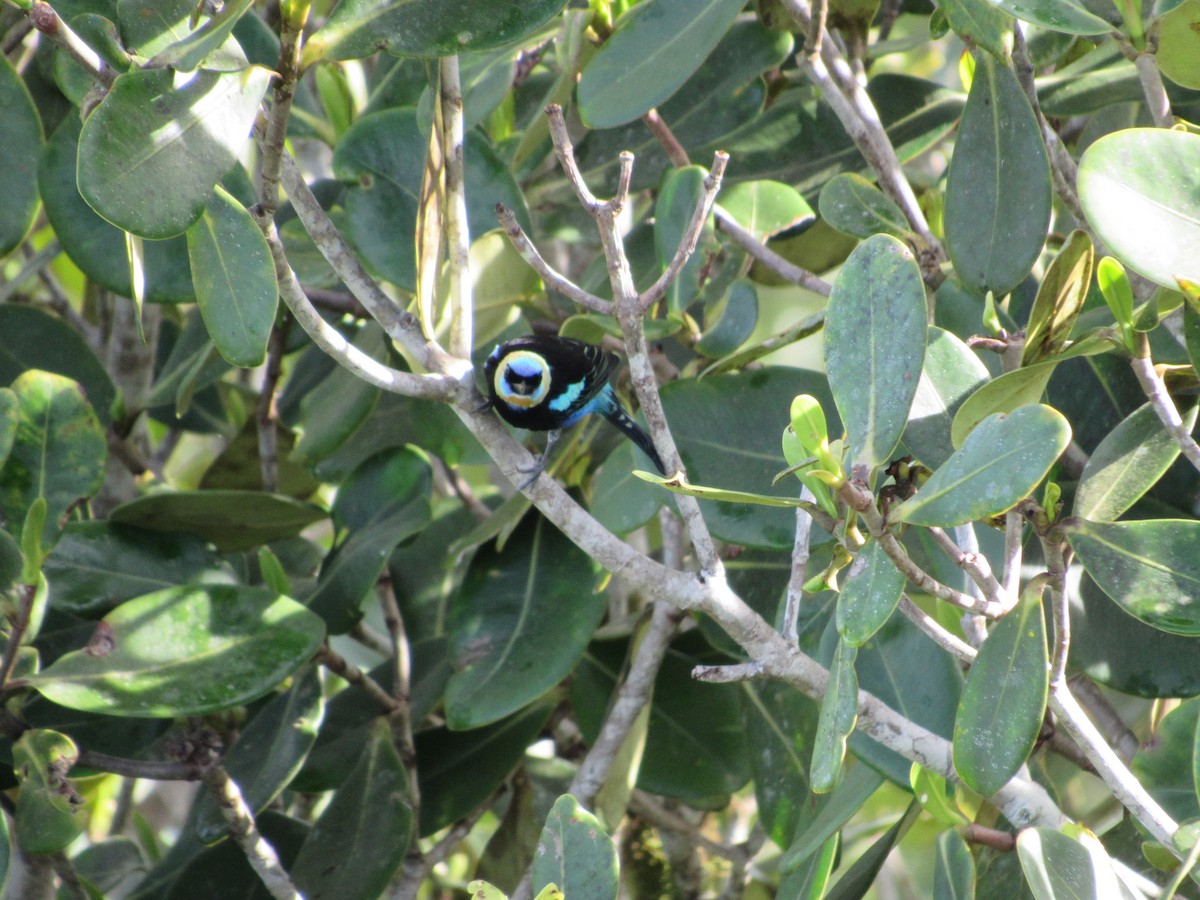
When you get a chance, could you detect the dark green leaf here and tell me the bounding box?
[0,370,106,547]
[187,186,277,367]
[1016,827,1127,898]
[988,0,1111,32]
[893,405,1071,527]
[0,54,43,256]
[825,234,927,468]
[721,180,815,241]
[109,490,326,553]
[905,326,990,469]
[825,801,922,899]
[1066,518,1200,634]
[811,640,858,793]
[935,830,976,900]
[78,68,270,238]
[446,513,604,729]
[940,0,1013,62]
[1131,700,1200,822]
[836,540,905,647]
[13,729,82,853]
[1074,402,1198,521]
[531,795,619,900]
[1078,128,1200,289]
[779,762,885,871]
[696,279,760,358]
[953,585,1048,797]
[944,53,1050,298]
[655,165,709,313]
[29,585,325,716]
[578,0,745,128]
[818,173,910,240]
[291,720,412,900]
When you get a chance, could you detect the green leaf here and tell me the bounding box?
[447,514,604,729]
[29,584,325,717]
[43,521,224,617]
[779,762,885,871]
[13,729,82,854]
[187,185,277,367]
[635,471,810,507]
[818,173,910,240]
[836,540,905,647]
[1017,827,1127,899]
[1097,255,1135,341]
[695,279,759,358]
[145,0,255,71]
[811,640,858,793]
[662,368,840,549]
[0,388,17,473]
[0,370,106,547]
[1156,0,1200,89]
[721,180,815,241]
[951,361,1058,446]
[953,581,1048,797]
[1078,128,1200,289]
[304,0,566,62]
[578,0,745,128]
[1066,518,1200,634]
[1021,230,1095,366]
[117,0,244,67]
[1131,699,1200,822]
[78,67,271,238]
[306,448,432,634]
[0,54,43,257]
[824,801,922,899]
[417,699,554,836]
[532,796,619,900]
[824,234,928,468]
[944,52,1051,298]
[988,0,1112,32]
[910,764,968,828]
[934,830,977,899]
[193,665,324,842]
[1074,401,1198,521]
[905,327,990,469]
[939,0,1013,62]
[655,165,709,313]
[291,720,412,900]
[894,405,1071,527]
[109,490,326,552]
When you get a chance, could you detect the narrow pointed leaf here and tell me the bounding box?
[1074,402,1198,521]
[824,234,927,468]
[893,405,1071,527]
[532,796,619,900]
[836,540,904,647]
[953,584,1048,797]
[291,720,412,900]
[187,185,277,367]
[824,801,922,899]
[811,641,858,793]
[779,763,885,872]
[944,52,1050,298]
[446,515,605,729]
[0,370,106,547]
[1022,230,1095,366]
[78,67,271,238]
[1066,518,1200,634]
[29,585,325,717]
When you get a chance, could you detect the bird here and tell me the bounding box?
[483,334,667,488]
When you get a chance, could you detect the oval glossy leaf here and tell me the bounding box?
[662,368,839,548]
[40,116,195,302]
[818,173,910,240]
[43,521,225,616]
[695,278,759,358]
[742,681,821,848]
[0,54,42,256]
[446,514,604,730]
[1017,827,1127,899]
[1066,518,1200,634]
[893,405,1071,527]
[836,540,904,647]
[532,796,618,900]
[193,664,324,842]
[988,0,1111,32]
[904,326,990,469]
[953,585,1048,797]
[109,490,326,552]
[291,720,412,900]
[0,370,106,547]
[825,234,927,468]
[14,729,82,854]
[940,0,1013,62]
[811,640,858,793]
[578,0,745,128]
[1074,401,1198,522]
[721,180,815,241]
[1078,128,1200,289]
[950,361,1057,447]
[187,185,277,367]
[944,52,1051,298]
[78,67,271,238]
[29,585,324,717]
[305,0,565,61]
[1156,0,1200,89]
[0,305,117,428]
[1021,230,1095,366]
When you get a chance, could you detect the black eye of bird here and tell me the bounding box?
[483,334,667,485]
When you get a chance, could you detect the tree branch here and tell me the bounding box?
[440,56,474,359]
[1130,334,1200,473]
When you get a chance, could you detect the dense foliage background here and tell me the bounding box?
[0,0,1200,896]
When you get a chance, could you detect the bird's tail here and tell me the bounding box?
[598,389,667,474]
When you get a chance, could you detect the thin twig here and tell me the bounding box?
[712,207,833,296]
[257,6,303,221]
[77,750,199,781]
[783,497,815,644]
[48,853,88,900]
[318,644,402,715]
[28,1,111,86]
[1130,334,1200,473]
[256,325,286,492]
[441,56,473,359]
[898,595,975,664]
[495,204,612,313]
[928,526,1012,613]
